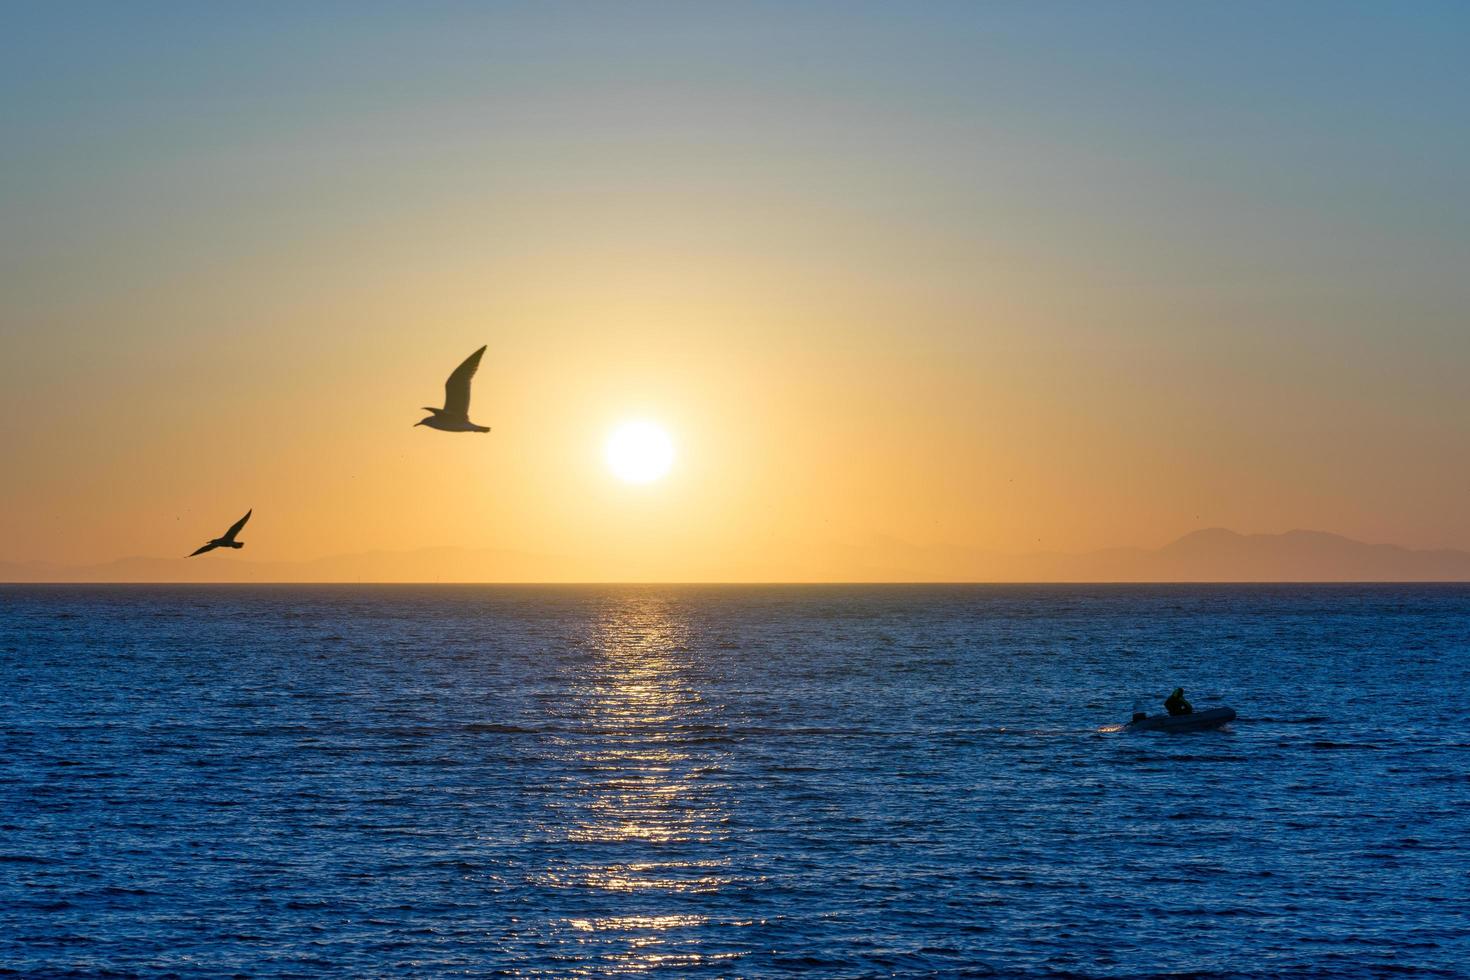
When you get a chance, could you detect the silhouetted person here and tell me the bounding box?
[189,510,251,557]
[416,345,491,433]
[1165,687,1194,716]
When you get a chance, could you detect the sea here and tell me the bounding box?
[2,584,1468,978]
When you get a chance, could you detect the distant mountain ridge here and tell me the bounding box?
[991,528,1470,583]
[0,546,566,585]
[3,529,1468,583]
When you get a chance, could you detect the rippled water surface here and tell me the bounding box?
[3,585,1469,977]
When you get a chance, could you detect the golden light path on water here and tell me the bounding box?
[531,592,749,974]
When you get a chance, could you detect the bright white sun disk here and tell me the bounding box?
[605,421,674,484]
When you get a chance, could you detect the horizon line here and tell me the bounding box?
[5,579,1470,587]
[5,524,1469,570]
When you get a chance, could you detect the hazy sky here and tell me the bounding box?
[3,2,1468,578]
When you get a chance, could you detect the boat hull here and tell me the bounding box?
[1124,706,1236,733]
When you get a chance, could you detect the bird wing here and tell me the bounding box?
[221,509,252,543]
[189,542,217,557]
[443,346,486,418]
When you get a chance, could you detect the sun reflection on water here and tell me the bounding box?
[530,592,743,971]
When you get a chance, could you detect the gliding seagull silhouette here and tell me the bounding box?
[189,510,251,557]
[416,346,491,433]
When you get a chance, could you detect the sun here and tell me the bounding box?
[605,420,675,484]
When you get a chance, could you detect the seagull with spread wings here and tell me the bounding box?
[416,345,491,433]
[189,510,252,557]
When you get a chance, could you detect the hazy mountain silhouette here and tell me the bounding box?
[996,529,1470,582]
[0,546,564,584]
[3,529,1469,583]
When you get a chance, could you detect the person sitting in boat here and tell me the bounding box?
[1164,687,1194,716]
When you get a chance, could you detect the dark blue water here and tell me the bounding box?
[2,585,1468,978]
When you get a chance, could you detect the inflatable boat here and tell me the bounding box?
[1123,706,1236,733]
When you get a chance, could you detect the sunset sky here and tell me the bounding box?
[3,3,1468,579]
